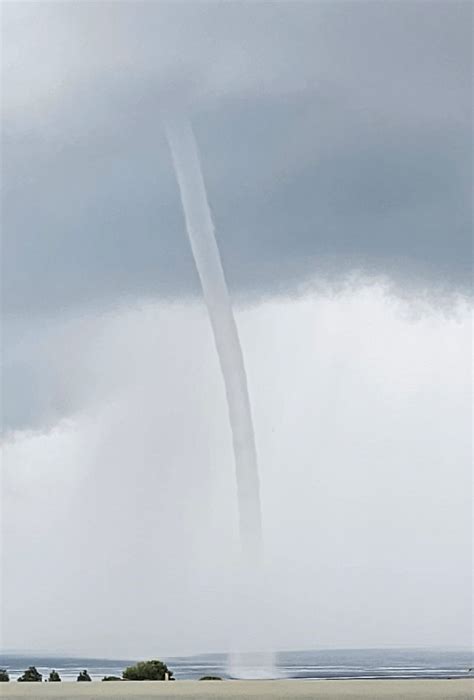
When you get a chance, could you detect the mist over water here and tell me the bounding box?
[165,114,275,677]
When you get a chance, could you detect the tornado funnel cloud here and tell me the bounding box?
[165,115,263,565]
[166,115,274,677]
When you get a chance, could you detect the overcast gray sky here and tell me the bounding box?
[1,1,472,658]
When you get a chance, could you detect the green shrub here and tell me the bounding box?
[123,660,173,681]
[0,669,9,682]
[48,670,61,682]
[77,670,92,682]
[18,666,42,682]
[199,675,222,680]
[102,676,122,681]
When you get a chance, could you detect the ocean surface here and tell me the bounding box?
[0,649,472,682]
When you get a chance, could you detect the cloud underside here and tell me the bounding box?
[2,1,472,316]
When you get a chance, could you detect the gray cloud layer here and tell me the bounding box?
[3,1,472,318]
[2,4,471,655]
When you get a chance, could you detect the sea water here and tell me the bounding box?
[1,649,472,681]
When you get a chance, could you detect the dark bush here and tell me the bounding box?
[199,675,222,680]
[123,660,173,681]
[77,670,92,682]
[102,676,122,681]
[18,666,42,682]
[48,670,61,682]
[0,669,9,682]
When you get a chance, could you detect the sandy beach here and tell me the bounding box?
[1,679,472,700]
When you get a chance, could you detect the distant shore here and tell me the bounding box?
[2,679,473,700]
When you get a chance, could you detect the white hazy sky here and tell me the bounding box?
[2,289,472,657]
[1,0,472,659]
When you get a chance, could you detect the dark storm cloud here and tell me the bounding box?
[2,4,472,654]
[2,1,472,318]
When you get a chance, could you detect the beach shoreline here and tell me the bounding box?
[1,679,473,699]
